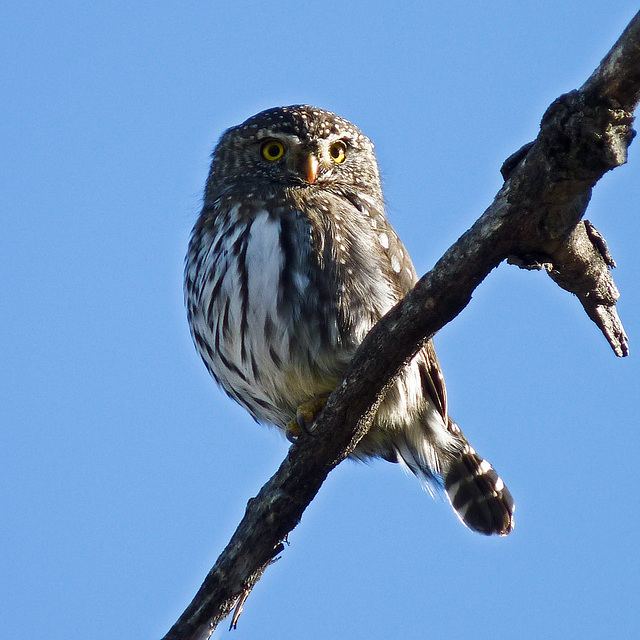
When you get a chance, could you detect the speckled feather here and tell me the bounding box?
[185,105,514,535]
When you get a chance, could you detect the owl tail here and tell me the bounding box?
[395,423,514,536]
[442,441,515,536]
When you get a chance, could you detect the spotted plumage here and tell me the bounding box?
[185,105,514,535]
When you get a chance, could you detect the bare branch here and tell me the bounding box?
[546,220,628,356]
[161,11,640,640]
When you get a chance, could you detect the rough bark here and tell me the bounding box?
[161,11,640,640]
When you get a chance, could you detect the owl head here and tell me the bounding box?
[205,105,382,201]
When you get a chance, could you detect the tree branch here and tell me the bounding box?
[161,11,640,640]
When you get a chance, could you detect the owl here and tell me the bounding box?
[184,105,514,535]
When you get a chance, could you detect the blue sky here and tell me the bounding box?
[2,3,639,639]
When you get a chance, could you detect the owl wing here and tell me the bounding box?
[382,220,449,422]
[419,340,448,420]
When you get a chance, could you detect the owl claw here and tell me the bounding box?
[285,393,330,442]
[285,418,301,442]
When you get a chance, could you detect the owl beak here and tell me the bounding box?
[304,154,319,184]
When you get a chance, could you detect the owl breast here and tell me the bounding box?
[185,189,403,429]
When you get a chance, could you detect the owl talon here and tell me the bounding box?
[285,418,301,443]
[285,393,330,442]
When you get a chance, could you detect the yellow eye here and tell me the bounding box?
[261,140,285,162]
[329,141,347,163]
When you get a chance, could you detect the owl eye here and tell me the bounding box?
[329,141,347,164]
[261,140,286,162]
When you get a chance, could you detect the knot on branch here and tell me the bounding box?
[541,90,636,177]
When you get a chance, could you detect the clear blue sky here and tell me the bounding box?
[2,3,639,639]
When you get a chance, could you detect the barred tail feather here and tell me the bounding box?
[444,445,515,536]
[395,440,515,536]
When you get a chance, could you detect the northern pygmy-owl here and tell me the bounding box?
[185,105,514,535]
